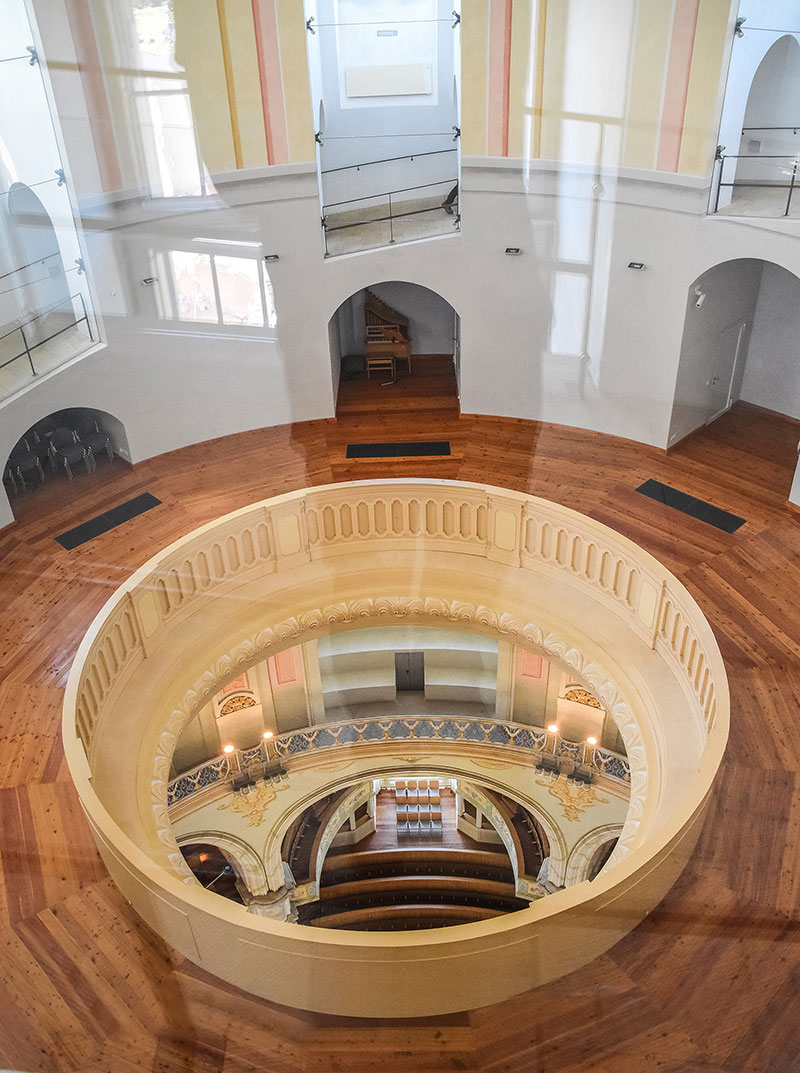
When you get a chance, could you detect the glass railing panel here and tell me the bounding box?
[0,293,94,401]
[323,176,459,256]
[711,149,800,218]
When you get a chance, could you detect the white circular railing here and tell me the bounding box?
[63,480,729,1017]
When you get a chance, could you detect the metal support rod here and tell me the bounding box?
[388,192,395,244]
[78,292,93,341]
[19,326,35,376]
[785,161,797,216]
[713,155,724,213]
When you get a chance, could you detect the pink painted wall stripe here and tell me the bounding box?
[487,0,513,157]
[657,0,701,172]
[64,0,123,191]
[251,0,289,165]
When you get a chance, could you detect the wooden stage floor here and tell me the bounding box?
[1,375,800,1072]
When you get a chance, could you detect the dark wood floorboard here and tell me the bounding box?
[1,362,800,1070]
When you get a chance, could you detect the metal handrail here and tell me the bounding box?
[323,176,456,211]
[0,250,62,283]
[322,176,458,251]
[716,152,799,159]
[741,125,800,132]
[712,151,799,215]
[321,146,457,176]
[0,292,93,378]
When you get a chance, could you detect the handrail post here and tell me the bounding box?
[713,153,724,214]
[78,292,93,341]
[785,159,797,216]
[20,326,35,376]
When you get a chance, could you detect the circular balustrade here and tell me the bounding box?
[63,480,728,1017]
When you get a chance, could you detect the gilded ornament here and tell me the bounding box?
[536,774,609,821]
[217,783,278,827]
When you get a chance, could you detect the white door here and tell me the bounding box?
[706,319,747,424]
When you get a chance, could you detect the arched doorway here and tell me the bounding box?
[329,281,460,416]
[669,259,800,447]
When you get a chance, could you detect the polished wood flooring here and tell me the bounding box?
[2,362,800,1071]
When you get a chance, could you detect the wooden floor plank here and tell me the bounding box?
[1,371,800,1070]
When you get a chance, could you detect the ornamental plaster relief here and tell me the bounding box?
[155,596,646,885]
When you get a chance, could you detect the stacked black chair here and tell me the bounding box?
[74,417,113,469]
[49,426,92,481]
[6,442,45,493]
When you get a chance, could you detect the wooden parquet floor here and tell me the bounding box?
[2,359,800,1071]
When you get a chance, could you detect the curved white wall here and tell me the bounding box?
[5,161,800,529]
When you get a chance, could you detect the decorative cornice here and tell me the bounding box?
[151,596,648,880]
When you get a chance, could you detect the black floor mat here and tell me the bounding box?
[55,493,162,549]
[636,479,745,533]
[346,441,451,458]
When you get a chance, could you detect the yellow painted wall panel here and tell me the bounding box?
[461,0,489,156]
[507,0,534,160]
[222,0,269,169]
[174,0,236,173]
[276,0,314,162]
[678,0,732,175]
[539,1,567,161]
[622,0,673,170]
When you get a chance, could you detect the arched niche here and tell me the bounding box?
[3,406,131,515]
[329,280,460,409]
[178,834,269,898]
[6,182,70,344]
[669,258,800,447]
[564,825,623,885]
[734,35,800,206]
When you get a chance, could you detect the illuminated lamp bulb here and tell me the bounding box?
[547,723,559,734]
[223,744,235,754]
[586,736,598,746]
[262,730,274,739]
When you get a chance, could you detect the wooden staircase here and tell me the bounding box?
[364,290,411,379]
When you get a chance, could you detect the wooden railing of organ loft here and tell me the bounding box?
[364,290,411,378]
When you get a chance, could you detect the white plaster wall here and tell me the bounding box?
[6,164,800,528]
[739,261,800,417]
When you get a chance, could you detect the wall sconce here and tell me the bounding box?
[546,723,558,733]
[694,287,707,308]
